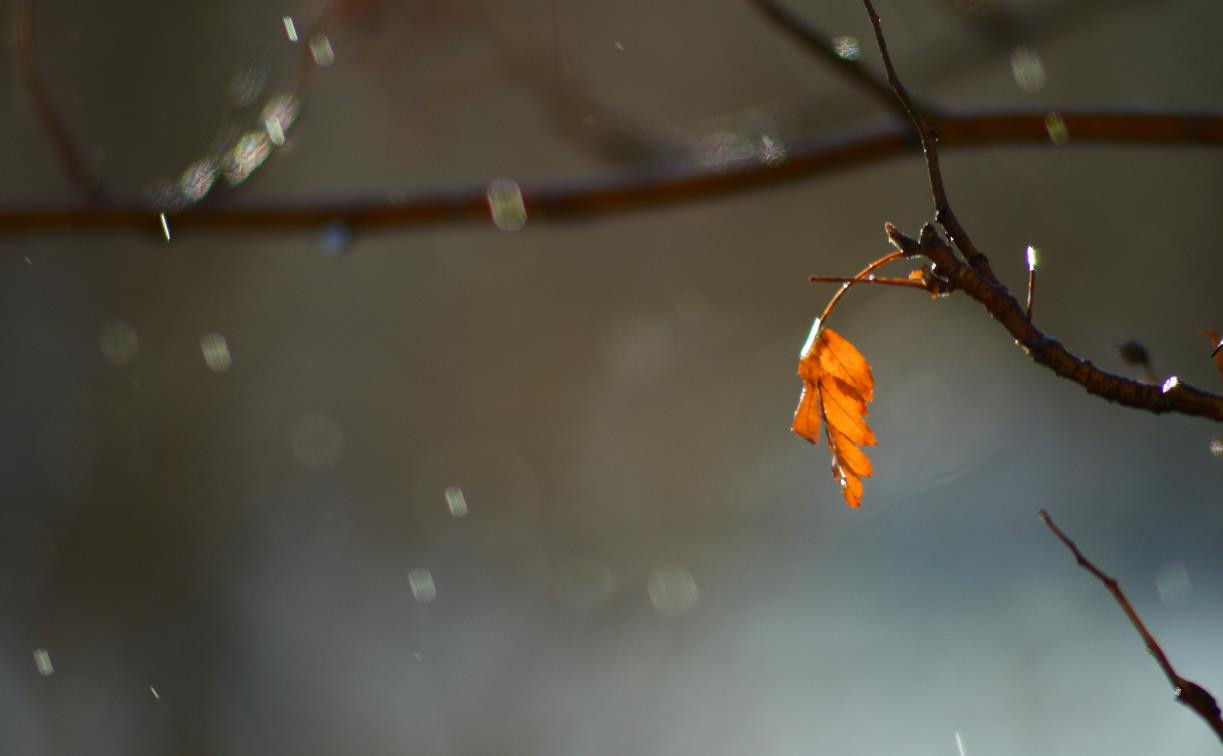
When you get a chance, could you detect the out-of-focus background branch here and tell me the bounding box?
[2,1,1222,754]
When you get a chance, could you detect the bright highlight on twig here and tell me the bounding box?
[282,16,298,42]
[800,316,821,358]
[159,212,171,241]
[1024,246,1037,321]
[1162,375,1180,393]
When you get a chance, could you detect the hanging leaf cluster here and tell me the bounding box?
[791,322,876,508]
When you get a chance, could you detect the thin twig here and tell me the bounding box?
[1039,510,1223,743]
[885,223,1223,421]
[809,275,924,289]
[750,0,918,122]
[861,0,997,284]
[2,108,1221,237]
[15,0,105,202]
[817,250,907,325]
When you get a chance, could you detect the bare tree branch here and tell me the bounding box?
[1039,510,1223,744]
[832,0,1223,424]
[1,108,1220,237]
[885,223,1223,421]
[861,0,996,283]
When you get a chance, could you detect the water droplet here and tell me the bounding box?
[647,565,699,617]
[223,132,271,185]
[1155,562,1191,608]
[98,319,139,366]
[487,179,527,231]
[758,133,787,164]
[1161,375,1179,393]
[289,412,345,471]
[261,95,299,146]
[407,568,437,603]
[199,332,232,372]
[178,158,217,203]
[310,34,335,66]
[1044,113,1069,146]
[443,486,468,517]
[320,222,353,255]
[158,212,171,241]
[149,685,160,700]
[1010,46,1046,92]
[691,109,784,168]
[1026,245,1038,271]
[282,16,298,42]
[265,117,285,146]
[33,648,53,676]
[832,35,861,61]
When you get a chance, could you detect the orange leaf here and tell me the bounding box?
[792,383,821,442]
[791,322,877,508]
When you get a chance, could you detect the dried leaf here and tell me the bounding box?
[791,321,876,508]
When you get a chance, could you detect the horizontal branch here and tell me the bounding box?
[1,109,1221,237]
[1040,510,1223,743]
[885,223,1223,421]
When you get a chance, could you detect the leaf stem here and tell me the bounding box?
[816,249,907,326]
[810,275,926,289]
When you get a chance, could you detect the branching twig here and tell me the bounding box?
[816,249,908,325]
[841,0,1223,422]
[861,0,996,284]
[885,223,1223,420]
[1039,510,1223,743]
[751,0,917,122]
[15,0,105,202]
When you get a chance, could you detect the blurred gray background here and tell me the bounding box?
[2,0,1222,753]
